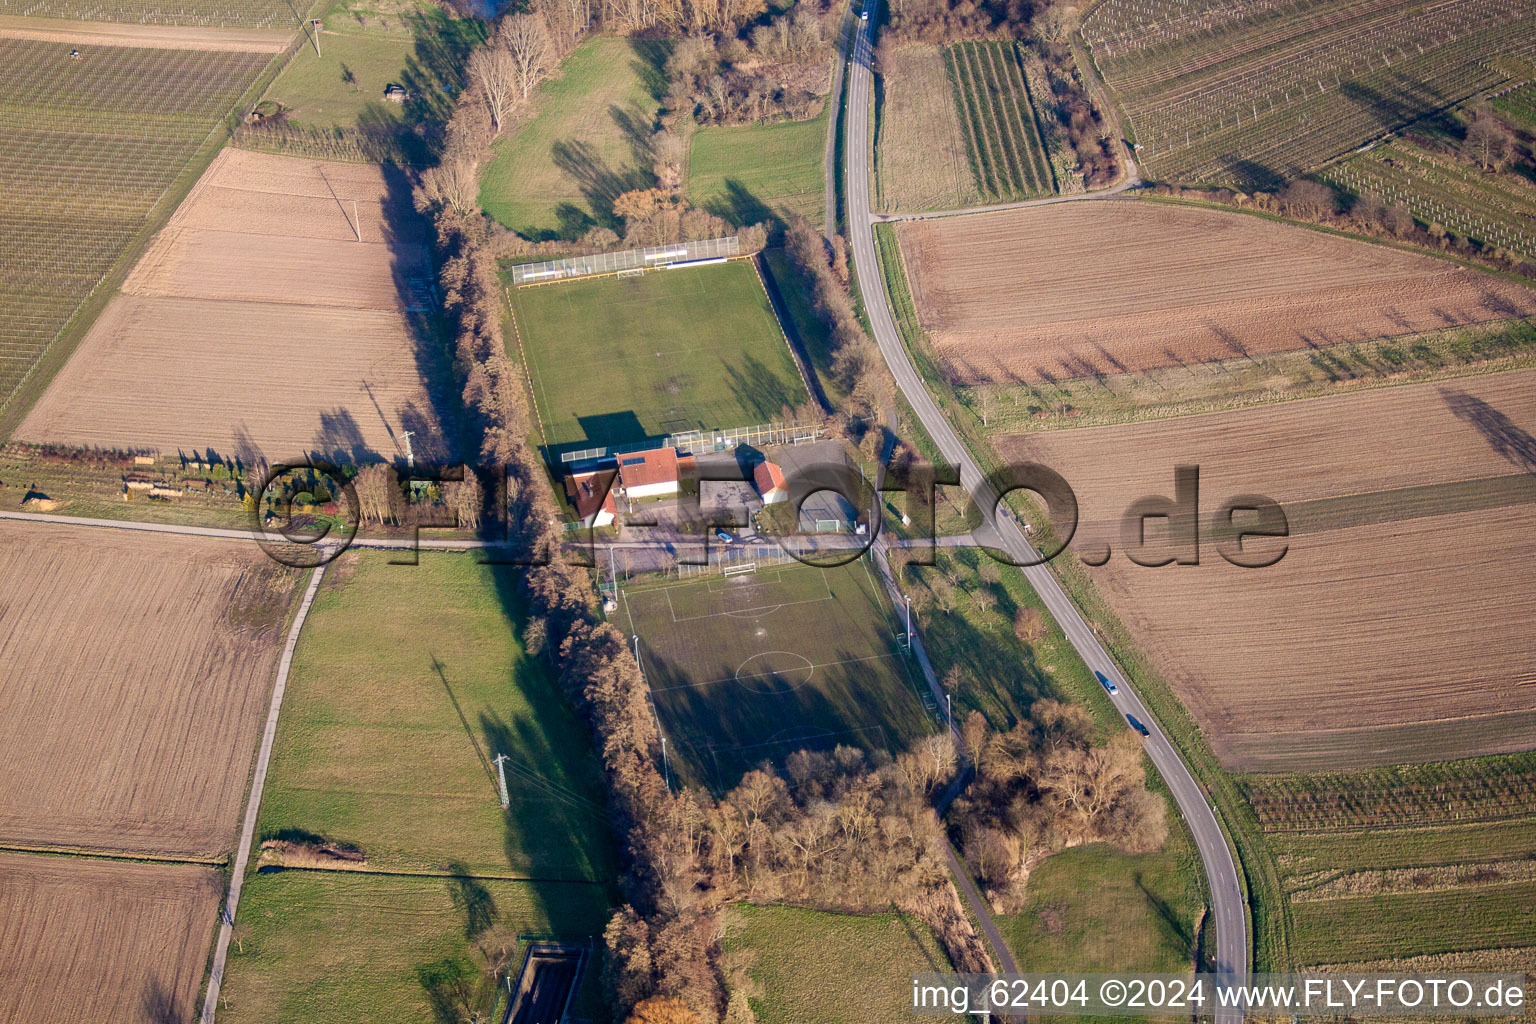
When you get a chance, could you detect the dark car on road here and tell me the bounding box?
[1126,714,1150,738]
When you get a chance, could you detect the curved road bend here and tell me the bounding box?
[841,7,1249,1012]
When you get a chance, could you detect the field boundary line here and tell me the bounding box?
[200,560,325,1024]
[748,252,820,408]
[649,650,902,692]
[662,587,836,622]
[501,284,551,445]
[0,843,226,866]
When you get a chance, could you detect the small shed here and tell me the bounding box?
[753,460,788,504]
[383,84,410,104]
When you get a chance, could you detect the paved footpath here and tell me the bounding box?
[199,562,326,1024]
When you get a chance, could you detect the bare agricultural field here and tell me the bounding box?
[0,853,222,1024]
[1000,369,1536,516]
[0,521,299,857]
[875,44,981,214]
[0,16,289,51]
[999,370,1536,770]
[17,149,443,464]
[896,202,1536,385]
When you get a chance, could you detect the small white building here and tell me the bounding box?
[753,460,788,504]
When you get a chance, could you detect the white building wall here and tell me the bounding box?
[624,481,678,500]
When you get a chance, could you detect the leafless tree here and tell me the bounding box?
[354,464,398,525]
[468,45,518,131]
[419,152,479,215]
[1463,115,1513,172]
[1279,179,1335,221]
[1384,202,1415,238]
[502,13,553,101]
[446,473,484,531]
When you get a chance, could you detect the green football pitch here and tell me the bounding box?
[507,260,809,451]
[619,558,937,792]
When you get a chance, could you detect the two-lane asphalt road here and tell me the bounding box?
[841,8,1249,1014]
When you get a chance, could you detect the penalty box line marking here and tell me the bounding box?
[647,650,902,693]
[661,586,835,624]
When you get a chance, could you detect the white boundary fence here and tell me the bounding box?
[511,236,742,286]
[559,420,825,465]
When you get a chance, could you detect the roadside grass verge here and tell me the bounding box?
[258,550,618,881]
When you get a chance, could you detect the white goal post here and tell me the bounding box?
[722,562,758,577]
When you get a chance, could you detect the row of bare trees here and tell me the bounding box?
[783,216,893,428]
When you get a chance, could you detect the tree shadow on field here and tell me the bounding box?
[311,406,375,466]
[1135,875,1195,956]
[1442,388,1536,473]
[1216,157,1282,193]
[380,161,460,464]
[724,354,802,422]
[551,139,654,230]
[703,179,779,232]
[140,975,183,1024]
[611,102,658,166]
[629,37,674,102]
[446,861,497,939]
[478,705,616,882]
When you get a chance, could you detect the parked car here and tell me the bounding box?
[715,529,733,544]
[1095,670,1119,696]
[1126,714,1150,738]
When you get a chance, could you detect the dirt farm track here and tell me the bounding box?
[1002,369,1536,770]
[17,149,444,464]
[0,521,299,857]
[897,202,1536,384]
[0,852,221,1024]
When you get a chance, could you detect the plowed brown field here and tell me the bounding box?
[0,852,221,1024]
[0,522,299,856]
[897,202,1536,384]
[1000,369,1536,770]
[17,149,443,464]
